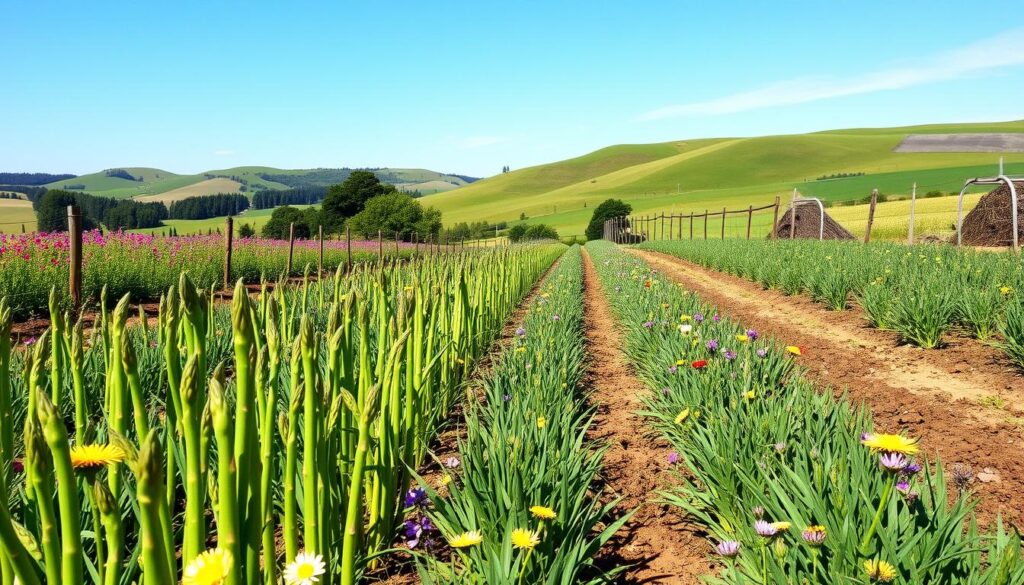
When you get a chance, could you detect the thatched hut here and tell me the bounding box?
[958,181,1024,247]
[771,203,855,240]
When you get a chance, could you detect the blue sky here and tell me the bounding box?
[3,1,1024,178]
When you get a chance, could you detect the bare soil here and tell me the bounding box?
[630,249,1024,528]
[582,249,711,584]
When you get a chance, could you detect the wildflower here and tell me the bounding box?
[863,558,897,582]
[879,452,908,472]
[754,520,778,538]
[715,540,740,557]
[668,366,678,374]
[661,386,670,395]
[642,321,654,329]
[680,314,691,322]
[69,444,126,471]
[536,416,546,429]
[1000,286,1013,296]
[756,348,768,358]
[552,314,560,321]
[515,327,526,337]
[735,334,749,343]
[902,461,921,476]
[448,531,483,548]
[667,451,680,464]
[511,528,540,550]
[773,442,786,454]
[283,550,326,585]
[706,339,719,352]
[722,349,737,360]
[861,433,919,456]
[691,360,708,369]
[23,336,36,346]
[679,324,693,335]
[785,346,802,356]
[183,548,232,585]
[712,314,720,322]
[530,505,557,520]
[746,329,759,341]
[403,487,427,508]
[503,394,512,402]
[752,506,765,519]
[770,521,791,533]
[515,347,526,353]
[950,463,973,491]
[674,409,690,424]
[444,457,460,469]
[440,474,452,486]
[693,313,704,323]
[744,390,756,400]
[801,525,826,546]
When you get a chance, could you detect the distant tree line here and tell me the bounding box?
[251,186,328,209]
[104,168,143,181]
[0,192,25,200]
[0,172,76,185]
[258,169,353,189]
[815,172,865,181]
[169,193,249,220]
[446,220,508,241]
[508,224,558,242]
[34,189,168,231]
[1,186,49,200]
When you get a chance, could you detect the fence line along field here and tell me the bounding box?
[0,198,37,233]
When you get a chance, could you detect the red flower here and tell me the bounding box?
[691,360,708,369]
[644,280,652,288]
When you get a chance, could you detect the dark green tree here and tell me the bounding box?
[261,206,310,239]
[585,198,632,241]
[347,192,438,240]
[507,224,528,242]
[36,190,97,232]
[238,223,256,238]
[525,224,559,240]
[321,170,396,230]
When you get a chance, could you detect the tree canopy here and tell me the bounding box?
[321,170,397,231]
[585,198,632,241]
[508,223,559,243]
[261,206,310,239]
[347,192,441,240]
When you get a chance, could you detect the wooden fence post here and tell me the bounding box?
[660,213,665,241]
[770,195,781,239]
[67,205,83,312]
[864,189,878,244]
[286,222,295,276]
[689,212,694,239]
[224,216,233,288]
[907,182,917,245]
[346,226,352,273]
[669,214,674,241]
[789,191,797,240]
[746,205,753,239]
[703,210,708,240]
[721,207,726,239]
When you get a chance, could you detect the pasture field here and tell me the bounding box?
[132,177,243,204]
[424,120,1024,235]
[0,198,36,233]
[133,205,316,236]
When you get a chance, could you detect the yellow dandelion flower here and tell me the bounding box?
[536,416,546,429]
[511,528,540,550]
[530,505,557,520]
[785,346,802,356]
[680,314,691,322]
[770,521,791,532]
[69,444,126,471]
[735,334,749,343]
[863,558,897,582]
[515,347,526,353]
[183,548,232,585]
[1000,286,1013,296]
[860,433,919,456]
[674,409,690,424]
[744,390,756,400]
[440,474,452,486]
[448,530,483,548]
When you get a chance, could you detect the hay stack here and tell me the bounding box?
[958,181,1024,247]
[771,205,855,240]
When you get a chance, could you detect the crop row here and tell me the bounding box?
[639,239,1024,367]
[408,245,627,583]
[586,240,1023,584]
[0,243,563,585]
[0,230,420,318]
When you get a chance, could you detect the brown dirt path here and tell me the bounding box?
[630,248,1024,528]
[582,249,711,584]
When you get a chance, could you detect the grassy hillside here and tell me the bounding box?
[133,205,317,236]
[424,120,1024,236]
[0,198,35,234]
[43,167,477,200]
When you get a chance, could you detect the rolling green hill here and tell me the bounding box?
[44,166,476,200]
[424,120,1024,236]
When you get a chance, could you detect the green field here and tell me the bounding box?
[133,205,316,235]
[424,120,1024,236]
[0,198,37,233]
[44,166,475,200]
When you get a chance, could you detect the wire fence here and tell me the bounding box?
[603,199,782,243]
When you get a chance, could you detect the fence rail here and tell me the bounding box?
[602,197,782,244]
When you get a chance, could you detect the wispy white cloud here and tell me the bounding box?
[639,28,1024,120]
[213,149,235,156]
[457,136,504,149]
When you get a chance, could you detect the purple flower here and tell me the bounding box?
[754,520,778,538]
[444,457,460,469]
[722,349,737,360]
[746,329,759,341]
[756,348,768,358]
[896,479,911,493]
[503,393,512,402]
[23,336,36,346]
[403,487,427,508]
[716,540,740,557]
[706,339,719,352]
[642,321,654,329]
[668,366,678,374]
[712,314,721,323]
[879,452,908,472]
[802,526,827,546]
[693,313,704,323]
[515,327,526,337]
[667,451,680,464]
[773,442,786,454]
[661,387,670,395]
[902,462,922,476]
[552,314,560,321]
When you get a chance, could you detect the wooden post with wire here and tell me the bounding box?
[864,189,878,244]
[789,191,797,240]
[746,205,753,239]
[224,216,233,288]
[721,207,727,239]
[770,195,781,239]
[67,205,83,312]
[907,182,917,245]
[703,210,708,240]
[285,222,296,276]
[660,213,665,241]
